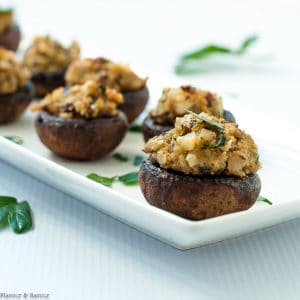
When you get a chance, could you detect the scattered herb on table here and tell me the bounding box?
[118,172,139,185]
[87,171,139,187]
[129,124,143,133]
[3,135,23,145]
[0,196,33,233]
[86,173,116,187]
[113,153,129,162]
[175,34,259,75]
[256,196,272,205]
[133,155,144,166]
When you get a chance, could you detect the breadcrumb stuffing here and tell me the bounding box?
[144,113,260,177]
[149,86,224,125]
[32,80,124,119]
[23,35,80,74]
[0,48,30,94]
[65,57,147,92]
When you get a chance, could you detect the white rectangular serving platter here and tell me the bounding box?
[1,80,300,249]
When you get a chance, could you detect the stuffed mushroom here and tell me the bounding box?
[0,8,21,51]
[32,80,128,160]
[65,57,149,122]
[143,85,235,142]
[0,48,33,124]
[139,112,261,220]
[23,35,80,98]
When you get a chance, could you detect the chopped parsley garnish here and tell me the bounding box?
[87,171,139,187]
[129,124,143,133]
[133,155,144,166]
[86,173,116,187]
[3,136,23,145]
[256,196,272,205]
[113,153,129,162]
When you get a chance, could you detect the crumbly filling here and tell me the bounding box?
[149,86,224,125]
[65,57,147,92]
[32,80,124,119]
[0,48,30,94]
[144,113,260,177]
[23,35,80,74]
[0,8,13,35]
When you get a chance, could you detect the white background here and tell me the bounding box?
[1,0,300,299]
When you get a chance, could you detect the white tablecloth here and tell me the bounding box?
[1,0,300,299]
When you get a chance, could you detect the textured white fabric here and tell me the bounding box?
[1,0,300,298]
[0,159,300,299]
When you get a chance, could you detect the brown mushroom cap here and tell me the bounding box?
[31,69,66,98]
[139,159,261,220]
[35,110,128,160]
[118,86,149,123]
[142,109,236,142]
[0,81,34,124]
[0,24,21,52]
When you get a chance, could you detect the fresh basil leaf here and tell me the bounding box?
[0,196,17,208]
[87,173,116,187]
[203,134,226,149]
[0,205,12,225]
[257,196,272,205]
[4,136,23,145]
[113,153,129,162]
[133,155,144,166]
[8,201,32,234]
[118,172,139,185]
[186,110,224,132]
[129,124,143,133]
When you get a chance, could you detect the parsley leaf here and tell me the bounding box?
[4,136,23,145]
[257,196,273,205]
[113,153,129,162]
[87,173,116,187]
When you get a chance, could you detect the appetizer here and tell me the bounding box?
[0,7,21,51]
[23,35,80,97]
[65,57,149,122]
[143,85,235,141]
[0,48,33,124]
[32,80,128,160]
[139,112,261,220]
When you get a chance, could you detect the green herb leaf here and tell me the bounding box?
[129,124,143,133]
[8,201,33,234]
[87,173,116,187]
[118,172,139,185]
[0,205,12,225]
[182,45,232,61]
[113,153,129,162]
[0,8,13,15]
[175,34,259,75]
[133,155,144,166]
[203,134,226,149]
[100,86,106,94]
[237,35,259,54]
[3,136,23,145]
[186,110,224,132]
[0,196,17,208]
[256,196,273,205]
